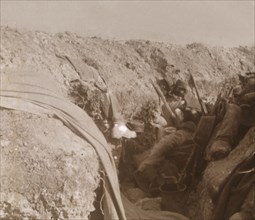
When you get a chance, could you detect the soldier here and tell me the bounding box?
[137,119,197,171]
[135,106,201,193]
[153,78,200,137]
[150,78,188,130]
[134,77,203,193]
[161,79,188,125]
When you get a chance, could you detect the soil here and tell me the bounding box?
[0,110,100,219]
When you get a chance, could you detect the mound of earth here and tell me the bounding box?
[1,26,254,115]
[0,110,99,219]
[0,26,254,219]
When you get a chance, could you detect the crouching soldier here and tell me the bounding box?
[150,79,189,140]
[159,78,188,126]
[134,108,201,194]
[208,71,255,161]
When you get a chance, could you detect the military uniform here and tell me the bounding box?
[135,121,196,193]
[138,121,196,170]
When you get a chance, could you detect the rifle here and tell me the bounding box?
[149,79,179,126]
[188,71,208,115]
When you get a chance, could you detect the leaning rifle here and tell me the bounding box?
[149,79,179,126]
[188,71,208,115]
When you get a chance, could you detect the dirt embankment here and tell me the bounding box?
[1,26,254,114]
[0,110,99,219]
[0,26,254,219]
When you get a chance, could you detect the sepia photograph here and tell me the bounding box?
[0,1,254,219]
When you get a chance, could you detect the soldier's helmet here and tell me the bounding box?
[172,80,187,97]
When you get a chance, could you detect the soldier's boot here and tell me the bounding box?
[209,103,242,161]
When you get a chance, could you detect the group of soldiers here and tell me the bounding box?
[81,68,254,219]
[122,70,254,220]
[135,70,254,167]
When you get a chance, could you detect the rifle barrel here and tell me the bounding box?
[150,79,178,125]
[189,72,208,115]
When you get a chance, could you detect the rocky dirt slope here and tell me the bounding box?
[0,26,254,219]
[0,110,99,219]
[1,26,254,114]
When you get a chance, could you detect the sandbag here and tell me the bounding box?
[203,126,255,198]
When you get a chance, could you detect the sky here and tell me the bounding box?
[1,1,254,47]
